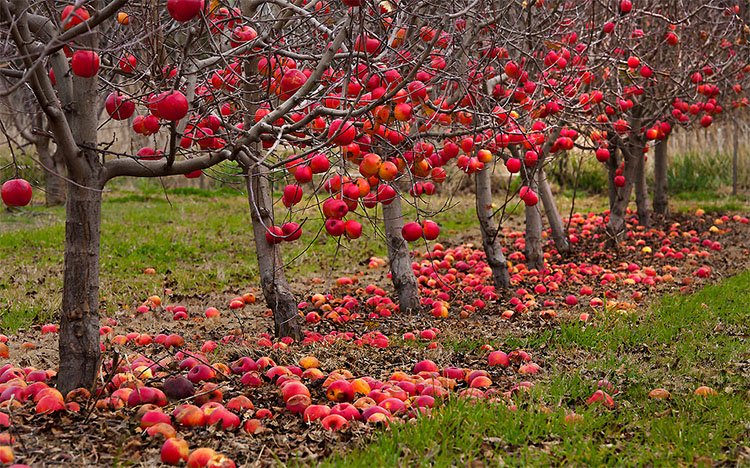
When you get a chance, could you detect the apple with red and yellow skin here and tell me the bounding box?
[186,448,216,468]
[140,410,171,429]
[226,395,254,412]
[377,160,398,181]
[326,380,355,402]
[133,115,160,135]
[145,422,176,439]
[393,102,412,121]
[187,364,216,384]
[303,404,331,422]
[280,381,310,402]
[476,149,493,163]
[35,395,65,414]
[161,438,190,465]
[359,153,382,177]
[279,69,307,97]
[285,394,312,414]
[321,413,349,431]
[173,404,206,427]
[206,408,241,430]
[0,445,13,464]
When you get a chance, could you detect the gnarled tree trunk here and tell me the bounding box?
[537,167,570,255]
[246,163,301,339]
[475,166,509,290]
[653,136,669,217]
[383,196,420,312]
[607,135,644,244]
[523,171,544,271]
[634,143,650,228]
[606,140,619,211]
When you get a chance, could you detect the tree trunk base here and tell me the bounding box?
[382,198,421,313]
[263,283,301,340]
[58,181,102,396]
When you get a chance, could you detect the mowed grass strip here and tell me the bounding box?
[327,271,750,467]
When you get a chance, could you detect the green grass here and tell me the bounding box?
[328,272,750,467]
[0,184,480,331]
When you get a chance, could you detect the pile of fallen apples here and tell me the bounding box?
[0,342,546,467]
[0,210,746,465]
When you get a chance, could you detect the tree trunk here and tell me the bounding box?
[537,167,570,255]
[607,136,643,244]
[732,119,739,196]
[606,143,619,211]
[475,166,510,290]
[653,136,669,217]
[246,164,301,339]
[58,177,102,395]
[523,171,544,270]
[382,196,420,312]
[634,143,650,228]
[39,144,66,206]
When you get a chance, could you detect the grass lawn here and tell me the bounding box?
[327,271,750,466]
[1,180,747,331]
[0,182,482,330]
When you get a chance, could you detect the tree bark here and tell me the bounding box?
[523,171,544,271]
[39,144,66,206]
[537,167,570,255]
[606,141,619,211]
[474,166,510,290]
[634,142,650,228]
[607,136,643,244]
[653,136,669,217]
[382,196,420,312]
[732,119,739,196]
[58,177,102,395]
[246,163,301,339]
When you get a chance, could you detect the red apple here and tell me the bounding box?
[61,5,90,30]
[70,50,100,78]
[161,438,189,465]
[105,92,135,120]
[167,0,204,22]
[422,220,440,240]
[326,380,354,402]
[402,222,423,242]
[1,179,33,207]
